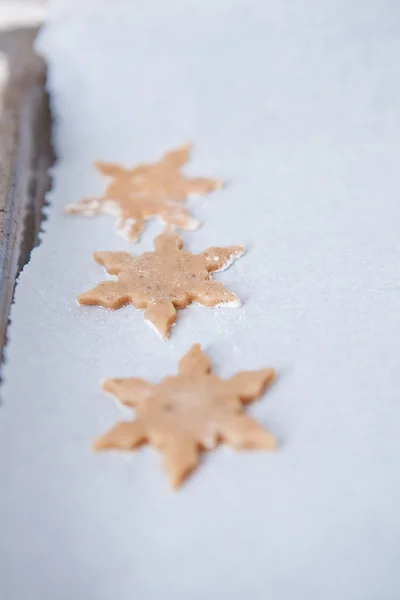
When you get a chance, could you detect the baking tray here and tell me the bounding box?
[0,27,53,360]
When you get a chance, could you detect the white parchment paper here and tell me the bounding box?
[1,1,400,598]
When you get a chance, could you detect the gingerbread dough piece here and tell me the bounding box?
[65,144,223,242]
[94,344,276,487]
[78,230,244,339]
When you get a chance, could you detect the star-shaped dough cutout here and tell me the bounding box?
[78,230,244,339]
[94,344,276,487]
[65,144,222,242]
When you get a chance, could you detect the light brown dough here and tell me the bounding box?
[78,229,244,339]
[94,344,277,488]
[65,144,222,242]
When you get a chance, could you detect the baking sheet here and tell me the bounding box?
[0,27,49,358]
[2,1,400,598]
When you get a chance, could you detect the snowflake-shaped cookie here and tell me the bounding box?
[65,144,222,242]
[78,230,244,339]
[94,344,276,487]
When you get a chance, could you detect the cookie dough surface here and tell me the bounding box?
[78,230,243,339]
[65,144,222,241]
[94,344,276,487]
[1,2,400,599]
